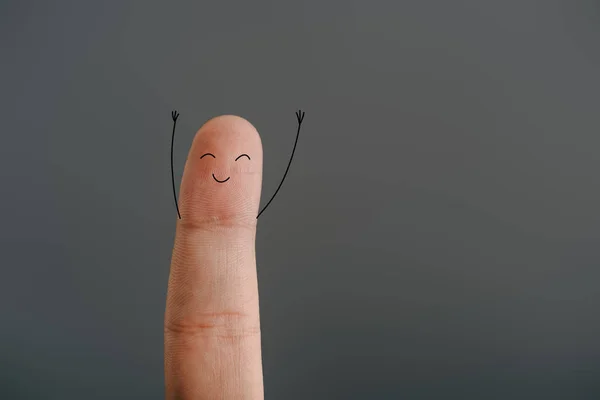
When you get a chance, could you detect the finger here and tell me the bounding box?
[165,115,264,400]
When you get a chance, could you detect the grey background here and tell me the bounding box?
[1,0,600,399]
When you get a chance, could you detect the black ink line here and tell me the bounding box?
[235,153,251,161]
[257,110,305,219]
[201,153,216,159]
[212,174,230,183]
[170,110,181,219]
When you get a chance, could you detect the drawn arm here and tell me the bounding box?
[257,110,305,219]
[171,110,181,219]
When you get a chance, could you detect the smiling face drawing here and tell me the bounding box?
[178,115,263,223]
[200,152,252,183]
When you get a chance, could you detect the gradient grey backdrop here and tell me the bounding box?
[2,1,600,399]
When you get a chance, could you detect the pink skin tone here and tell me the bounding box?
[178,115,263,226]
[165,115,265,400]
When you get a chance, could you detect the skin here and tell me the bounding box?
[165,115,264,399]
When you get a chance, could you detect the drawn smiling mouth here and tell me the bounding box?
[212,173,230,183]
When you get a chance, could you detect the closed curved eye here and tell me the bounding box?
[200,153,216,159]
[235,154,251,161]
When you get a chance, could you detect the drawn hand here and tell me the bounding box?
[171,110,179,121]
[165,116,264,400]
[296,109,305,124]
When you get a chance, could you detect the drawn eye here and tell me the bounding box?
[200,153,216,159]
[235,154,251,161]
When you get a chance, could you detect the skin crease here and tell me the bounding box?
[165,115,264,400]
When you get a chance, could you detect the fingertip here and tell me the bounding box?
[179,115,263,225]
